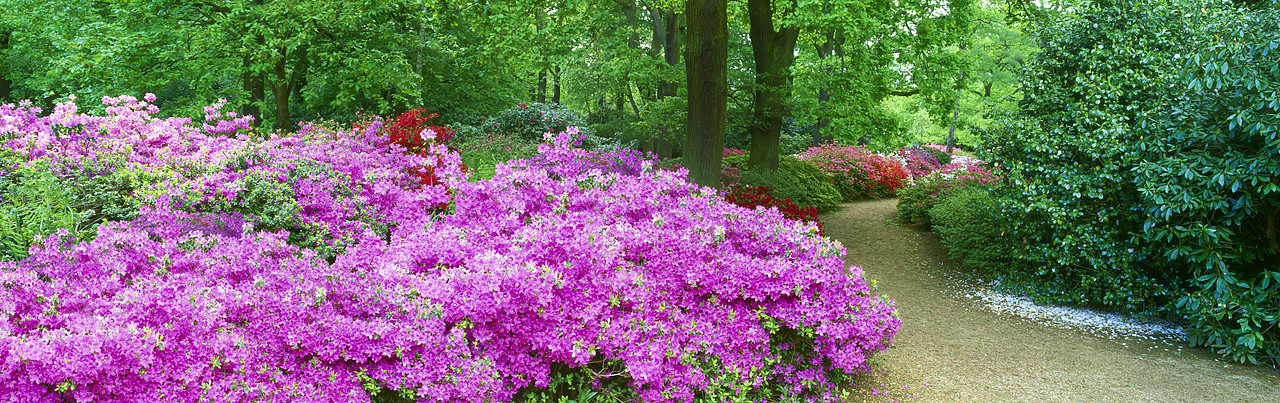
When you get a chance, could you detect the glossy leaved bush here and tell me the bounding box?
[0,97,900,401]
[1134,2,1280,367]
[979,0,1194,315]
[980,0,1279,367]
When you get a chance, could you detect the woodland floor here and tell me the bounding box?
[827,199,1280,402]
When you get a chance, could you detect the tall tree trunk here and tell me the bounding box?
[241,55,264,125]
[269,46,308,132]
[536,69,547,103]
[552,65,561,104]
[0,30,12,103]
[811,30,841,147]
[746,0,800,171]
[946,75,964,153]
[648,9,680,158]
[684,0,728,188]
[241,0,265,125]
[534,7,547,103]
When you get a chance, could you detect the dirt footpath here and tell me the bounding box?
[827,199,1280,402]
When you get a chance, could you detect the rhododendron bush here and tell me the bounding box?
[0,96,899,402]
[797,144,908,200]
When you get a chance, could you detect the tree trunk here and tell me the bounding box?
[811,30,837,147]
[0,30,12,103]
[536,69,547,103]
[269,46,308,132]
[552,65,561,104]
[946,73,964,153]
[746,0,799,171]
[241,54,264,125]
[684,0,728,188]
[648,9,680,158]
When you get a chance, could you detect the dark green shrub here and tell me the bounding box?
[1134,2,1280,367]
[896,165,999,228]
[928,187,1019,279]
[980,0,1193,315]
[723,155,841,212]
[483,103,592,143]
[979,0,1280,367]
[918,147,951,165]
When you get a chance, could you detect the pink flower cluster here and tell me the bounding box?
[894,147,944,179]
[201,98,256,134]
[923,143,964,154]
[0,98,899,402]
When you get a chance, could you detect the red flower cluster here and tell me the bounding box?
[867,155,908,197]
[387,108,455,154]
[380,109,469,205]
[724,184,825,235]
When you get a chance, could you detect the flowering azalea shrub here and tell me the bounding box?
[721,155,841,213]
[386,108,455,154]
[723,183,825,235]
[797,144,908,200]
[0,97,899,402]
[896,162,1001,228]
[894,146,946,178]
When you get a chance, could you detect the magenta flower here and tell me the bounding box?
[0,103,900,402]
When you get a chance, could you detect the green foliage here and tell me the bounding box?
[0,148,154,260]
[979,0,1280,366]
[633,96,687,152]
[928,186,1021,279]
[980,0,1194,315]
[918,146,951,165]
[1135,1,1280,367]
[587,110,643,151]
[895,167,996,228]
[455,132,541,182]
[723,154,841,212]
[0,161,86,260]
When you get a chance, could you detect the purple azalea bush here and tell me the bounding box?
[0,96,899,402]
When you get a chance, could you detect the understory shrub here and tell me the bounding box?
[483,103,592,143]
[980,0,1193,317]
[721,154,841,212]
[928,186,1021,279]
[896,164,1000,228]
[0,162,87,260]
[1132,1,1280,366]
[0,97,900,401]
[981,0,1280,366]
[723,183,825,235]
[454,131,540,182]
[893,146,945,178]
[915,146,952,165]
[797,144,908,200]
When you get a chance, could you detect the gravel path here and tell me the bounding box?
[827,199,1280,402]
